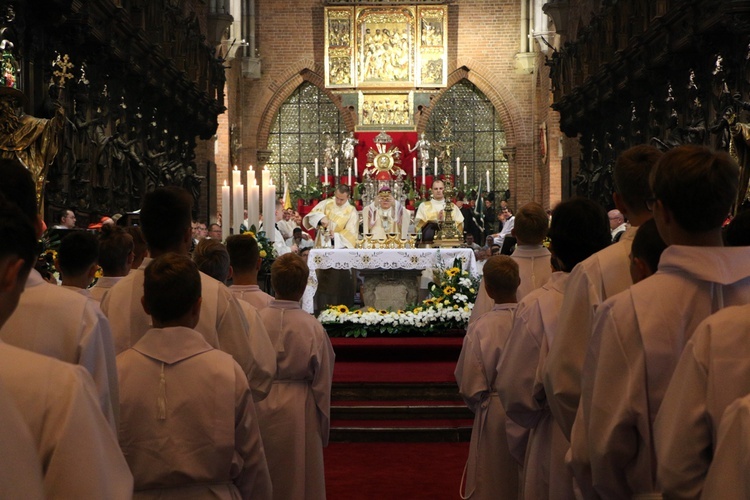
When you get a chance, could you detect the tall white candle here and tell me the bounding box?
[348,166,352,185]
[314,158,319,178]
[463,165,467,185]
[303,166,308,187]
[233,182,244,236]
[456,157,460,177]
[266,181,276,242]
[221,180,230,242]
[353,157,357,174]
[249,182,259,231]
[434,157,438,177]
[335,157,339,178]
[323,167,328,186]
[421,165,426,186]
[486,170,490,190]
[262,166,270,191]
[412,157,417,178]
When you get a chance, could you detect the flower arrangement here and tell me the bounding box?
[242,226,277,274]
[292,183,323,205]
[318,256,480,337]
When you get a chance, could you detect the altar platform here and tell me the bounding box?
[302,248,478,313]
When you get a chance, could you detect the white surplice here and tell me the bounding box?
[230,284,275,310]
[497,272,575,500]
[256,300,335,500]
[414,198,464,233]
[580,245,750,499]
[470,244,552,325]
[118,327,272,499]
[455,303,522,499]
[0,341,133,499]
[89,275,125,302]
[0,269,118,429]
[302,198,359,249]
[654,303,750,498]
[101,258,258,387]
[701,392,750,500]
[0,379,44,500]
[236,298,278,401]
[543,225,637,440]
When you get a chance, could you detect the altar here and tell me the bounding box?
[302,248,477,314]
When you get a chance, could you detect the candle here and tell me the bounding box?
[221,180,230,242]
[249,183,259,231]
[348,166,352,185]
[486,170,490,190]
[232,166,241,190]
[303,166,308,187]
[421,165,426,186]
[456,158,460,177]
[354,157,358,174]
[314,158,319,178]
[335,157,339,178]
[323,166,328,185]
[463,165,467,185]
[266,180,276,242]
[412,157,417,178]
[233,181,244,236]
[434,157,438,177]
[262,166,270,192]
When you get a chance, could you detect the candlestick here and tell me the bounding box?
[335,157,339,178]
[323,166,329,186]
[303,166,308,188]
[434,157,438,177]
[314,158,319,178]
[486,170,490,191]
[354,157,358,174]
[348,166,352,186]
[463,165,467,186]
[412,157,417,178]
[456,157,460,177]
[221,180,230,242]
[421,165,426,186]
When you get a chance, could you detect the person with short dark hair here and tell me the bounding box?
[227,233,275,310]
[628,218,666,283]
[581,145,750,497]
[52,208,76,229]
[497,197,611,499]
[0,161,133,498]
[455,255,522,498]
[286,226,313,252]
[207,222,222,240]
[192,238,230,283]
[414,179,464,242]
[90,225,134,302]
[0,157,119,432]
[256,253,334,499]
[117,254,272,499]
[101,187,262,397]
[57,231,100,296]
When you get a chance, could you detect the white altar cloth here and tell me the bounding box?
[303,248,478,313]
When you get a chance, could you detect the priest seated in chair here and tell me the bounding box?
[363,185,411,240]
[414,179,463,243]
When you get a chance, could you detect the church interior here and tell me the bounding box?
[4,0,750,498]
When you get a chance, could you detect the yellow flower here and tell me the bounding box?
[336,305,349,314]
[469,288,475,294]
[245,231,256,238]
[413,307,423,313]
[423,298,435,305]
[354,309,363,315]
[259,250,267,258]
[367,307,377,313]
[378,309,388,314]
[397,310,405,314]
[453,305,459,310]
[94,266,103,279]
[445,267,460,278]
[443,286,456,295]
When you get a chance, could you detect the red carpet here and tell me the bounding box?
[333,360,458,383]
[324,441,469,499]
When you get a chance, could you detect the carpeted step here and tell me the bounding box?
[331,401,472,420]
[333,382,461,402]
[330,423,472,443]
[331,336,464,363]
[334,360,459,383]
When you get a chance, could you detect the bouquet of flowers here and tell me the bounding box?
[318,256,480,338]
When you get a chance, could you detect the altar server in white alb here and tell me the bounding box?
[363,184,410,239]
[496,197,611,500]
[455,255,523,499]
[302,184,359,248]
[577,145,750,498]
[260,198,293,256]
[470,201,552,324]
[100,187,260,394]
[414,179,464,236]
[0,157,119,429]
[0,196,133,499]
[544,144,662,442]
[89,224,134,302]
[256,253,335,500]
[227,233,275,310]
[117,254,272,499]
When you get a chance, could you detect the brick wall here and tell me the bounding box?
[198,0,560,213]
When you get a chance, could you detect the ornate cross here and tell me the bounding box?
[53,54,74,90]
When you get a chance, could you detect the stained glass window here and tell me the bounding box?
[425,79,509,196]
[267,83,344,189]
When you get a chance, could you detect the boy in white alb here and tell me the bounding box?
[90,224,134,302]
[227,233,275,310]
[117,254,272,498]
[455,255,523,499]
[256,253,335,500]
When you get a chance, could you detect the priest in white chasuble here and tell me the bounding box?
[302,184,359,249]
[415,179,464,240]
[363,185,410,239]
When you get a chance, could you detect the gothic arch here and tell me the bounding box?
[415,61,529,150]
[256,61,355,154]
